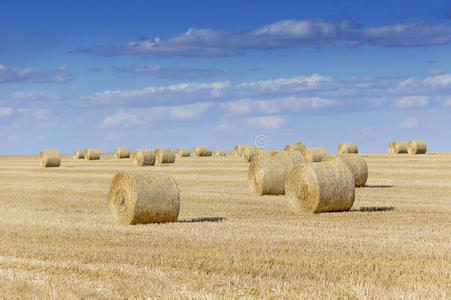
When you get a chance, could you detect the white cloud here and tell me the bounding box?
[17,108,50,120]
[0,65,72,84]
[423,74,451,86]
[170,102,213,119]
[236,74,330,91]
[10,91,59,101]
[245,115,287,129]
[400,118,418,129]
[100,111,143,128]
[392,96,429,108]
[0,107,13,117]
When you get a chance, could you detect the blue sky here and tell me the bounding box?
[1,0,451,154]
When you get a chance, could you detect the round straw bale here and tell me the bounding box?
[176,148,191,158]
[285,161,355,214]
[284,142,306,153]
[114,147,130,159]
[389,141,408,154]
[407,140,427,154]
[108,171,180,224]
[337,142,358,154]
[73,150,84,160]
[133,149,156,166]
[193,146,212,157]
[248,151,304,195]
[387,141,395,154]
[234,144,250,157]
[85,148,100,160]
[323,154,368,187]
[303,147,328,162]
[212,150,227,156]
[155,148,176,165]
[242,145,260,162]
[40,149,61,168]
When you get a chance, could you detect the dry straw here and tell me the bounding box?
[108,171,180,224]
[212,150,227,156]
[388,141,408,154]
[285,161,355,214]
[133,149,156,166]
[248,151,304,195]
[234,144,250,157]
[73,150,84,160]
[323,154,368,187]
[85,148,100,160]
[303,147,328,162]
[193,146,212,157]
[337,142,358,154]
[114,147,130,159]
[242,145,260,162]
[40,149,61,168]
[155,148,176,165]
[176,148,191,158]
[284,141,306,153]
[407,140,427,154]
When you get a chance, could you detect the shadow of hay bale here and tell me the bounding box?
[354,206,395,212]
[178,217,226,223]
[362,185,394,188]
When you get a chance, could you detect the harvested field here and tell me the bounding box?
[0,152,450,298]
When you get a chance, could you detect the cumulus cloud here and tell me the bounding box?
[245,115,287,129]
[112,65,224,79]
[423,74,451,86]
[0,65,72,84]
[400,118,418,129]
[170,102,214,119]
[392,96,429,108]
[100,111,143,128]
[71,19,451,57]
[0,107,13,117]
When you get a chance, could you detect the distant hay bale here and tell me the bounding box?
[323,154,368,187]
[133,149,156,166]
[108,171,180,224]
[285,161,355,214]
[85,148,100,160]
[284,142,306,153]
[337,142,358,154]
[212,150,227,156]
[242,145,260,162]
[234,144,250,157]
[193,146,212,157]
[39,149,61,168]
[155,148,176,165]
[408,140,427,154]
[73,150,84,160]
[303,147,328,162]
[388,141,408,154]
[114,147,130,159]
[176,148,191,158]
[248,151,304,195]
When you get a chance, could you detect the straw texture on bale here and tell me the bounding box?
[284,142,306,153]
[303,147,328,162]
[323,154,368,187]
[114,147,130,159]
[133,149,156,166]
[39,149,61,168]
[73,150,84,160]
[242,145,260,162]
[212,150,227,156]
[85,148,100,160]
[407,140,427,154]
[285,161,355,214]
[176,148,191,158]
[388,141,408,154]
[155,148,176,165]
[337,143,358,154]
[108,171,180,224]
[193,146,212,157]
[248,151,304,196]
[234,144,250,157]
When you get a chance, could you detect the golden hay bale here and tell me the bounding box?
[212,150,227,156]
[388,141,408,154]
[407,140,427,154]
[176,148,191,158]
[155,148,176,165]
[39,149,61,168]
[248,151,304,195]
[133,149,156,166]
[284,141,306,153]
[114,147,130,159]
[108,171,180,224]
[323,154,368,187]
[337,142,358,154]
[285,161,355,214]
[73,150,84,160]
[303,147,328,162]
[193,146,212,157]
[387,141,395,154]
[242,145,260,162]
[85,148,100,160]
[234,144,250,157]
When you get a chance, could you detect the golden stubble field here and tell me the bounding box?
[0,153,449,299]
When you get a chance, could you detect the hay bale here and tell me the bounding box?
[242,145,260,162]
[303,147,328,162]
[133,149,156,166]
[408,140,427,154]
[114,147,130,159]
[285,161,355,214]
[323,154,368,187]
[85,148,100,160]
[388,141,408,154]
[176,148,191,158]
[193,146,212,157]
[387,141,395,154]
[40,149,61,168]
[248,151,304,195]
[155,148,176,165]
[337,142,358,154]
[108,171,180,224]
[73,150,84,160]
[212,150,227,156]
[284,142,306,153]
[234,144,250,157]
